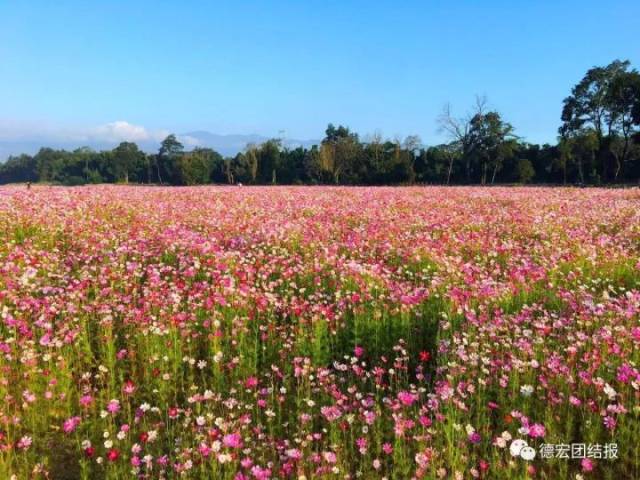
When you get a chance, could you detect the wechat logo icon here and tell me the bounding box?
[510,439,537,461]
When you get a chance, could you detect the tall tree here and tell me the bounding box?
[112,142,143,183]
[156,134,184,184]
[468,111,517,184]
[403,135,422,184]
[560,59,640,181]
[608,70,640,178]
[438,97,488,183]
[319,124,360,184]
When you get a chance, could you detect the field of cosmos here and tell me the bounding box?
[0,185,639,479]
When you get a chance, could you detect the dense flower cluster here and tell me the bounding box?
[0,185,638,479]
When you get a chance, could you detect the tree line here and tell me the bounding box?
[2,59,639,186]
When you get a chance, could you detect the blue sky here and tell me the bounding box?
[1,0,639,149]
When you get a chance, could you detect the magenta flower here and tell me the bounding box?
[397,391,417,406]
[581,458,594,472]
[468,431,481,444]
[223,433,243,449]
[528,423,545,438]
[62,416,81,434]
[106,399,121,415]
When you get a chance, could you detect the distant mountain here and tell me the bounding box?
[180,131,319,156]
[0,131,319,161]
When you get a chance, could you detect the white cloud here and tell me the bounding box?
[89,121,154,142]
[0,119,171,144]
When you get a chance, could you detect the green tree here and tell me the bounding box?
[319,124,360,184]
[608,70,640,178]
[112,142,144,183]
[156,134,184,184]
[515,158,535,184]
[560,59,640,181]
[174,148,221,185]
[468,110,517,184]
[257,139,281,184]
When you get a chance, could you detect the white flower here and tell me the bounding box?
[604,383,617,400]
[196,416,206,426]
[494,437,507,448]
[117,431,126,440]
[520,385,534,397]
[104,440,113,449]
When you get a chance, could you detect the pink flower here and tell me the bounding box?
[419,415,432,427]
[321,405,342,422]
[223,433,243,449]
[397,391,418,406]
[123,380,136,395]
[468,431,481,444]
[17,436,32,450]
[198,442,212,457]
[356,437,368,454]
[22,390,36,403]
[528,423,545,438]
[286,448,302,460]
[63,416,81,434]
[107,399,121,414]
[581,458,594,472]
[245,376,258,388]
[603,416,616,430]
[323,451,337,464]
[250,465,271,480]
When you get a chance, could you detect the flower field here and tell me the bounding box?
[0,185,639,480]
